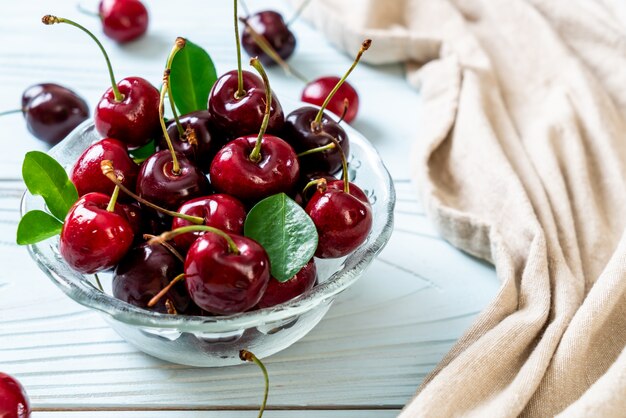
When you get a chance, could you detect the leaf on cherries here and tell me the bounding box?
[22,151,78,220]
[17,210,63,245]
[129,139,156,164]
[244,193,318,283]
[170,39,218,114]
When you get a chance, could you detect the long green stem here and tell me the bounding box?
[234,0,245,98]
[148,273,185,308]
[143,234,185,263]
[248,58,271,163]
[106,185,120,212]
[42,15,122,101]
[239,350,269,418]
[166,37,186,137]
[313,39,371,126]
[0,109,23,117]
[148,225,240,255]
[101,160,204,224]
[318,132,350,194]
[296,142,335,157]
[239,17,309,83]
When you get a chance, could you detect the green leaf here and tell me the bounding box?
[170,40,218,114]
[17,210,63,245]
[244,193,318,282]
[129,139,156,164]
[22,151,78,221]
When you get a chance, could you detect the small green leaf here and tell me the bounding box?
[170,40,218,114]
[129,139,156,164]
[17,210,63,245]
[244,193,318,282]
[22,151,78,220]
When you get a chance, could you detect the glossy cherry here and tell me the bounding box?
[283,106,349,176]
[113,243,191,314]
[207,70,284,139]
[301,76,359,123]
[71,138,138,199]
[210,134,299,202]
[185,233,270,315]
[0,373,30,418]
[99,0,149,43]
[158,110,225,172]
[305,188,372,258]
[171,194,247,251]
[257,259,317,309]
[136,150,211,211]
[19,83,89,145]
[241,11,296,66]
[327,180,369,205]
[95,76,161,149]
[59,192,134,274]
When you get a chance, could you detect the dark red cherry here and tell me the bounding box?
[113,243,191,314]
[209,135,299,202]
[59,193,134,274]
[301,76,359,123]
[98,0,149,43]
[326,180,369,205]
[136,150,211,211]
[257,259,317,309]
[241,11,296,67]
[283,106,349,176]
[20,83,89,145]
[158,111,226,172]
[305,189,372,258]
[0,373,30,418]
[70,138,138,199]
[95,76,160,149]
[185,233,270,315]
[171,194,247,251]
[207,70,284,139]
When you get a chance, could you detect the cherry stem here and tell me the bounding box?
[296,142,335,158]
[76,3,101,19]
[42,15,123,102]
[166,38,186,138]
[148,225,240,255]
[248,57,271,163]
[148,273,185,308]
[143,234,185,263]
[302,178,327,196]
[100,160,205,224]
[106,185,120,212]
[318,132,350,193]
[0,109,23,117]
[239,350,269,418]
[160,38,186,174]
[234,0,246,99]
[336,98,350,124]
[313,39,371,126]
[94,273,104,292]
[287,0,312,26]
[239,17,309,83]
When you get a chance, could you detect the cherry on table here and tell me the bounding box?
[70,138,139,199]
[10,83,89,145]
[301,76,359,124]
[171,194,247,251]
[256,258,317,309]
[59,192,134,274]
[241,11,296,67]
[99,0,149,44]
[0,372,30,418]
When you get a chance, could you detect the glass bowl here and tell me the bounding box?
[21,115,395,367]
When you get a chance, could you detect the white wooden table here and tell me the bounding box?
[0,0,500,416]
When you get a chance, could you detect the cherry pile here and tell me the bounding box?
[18,4,373,318]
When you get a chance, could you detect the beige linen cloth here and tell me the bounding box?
[294,0,626,416]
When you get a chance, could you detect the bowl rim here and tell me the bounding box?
[22,117,396,332]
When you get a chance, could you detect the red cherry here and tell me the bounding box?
[95,77,161,149]
[207,70,284,139]
[209,135,299,202]
[241,11,296,67]
[301,76,359,123]
[171,194,247,252]
[136,150,211,211]
[305,189,372,258]
[70,138,138,199]
[257,259,317,309]
[185,233,270,315]
[98,0,149,43]
[0,373,30,418]
[59,193,134,274]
